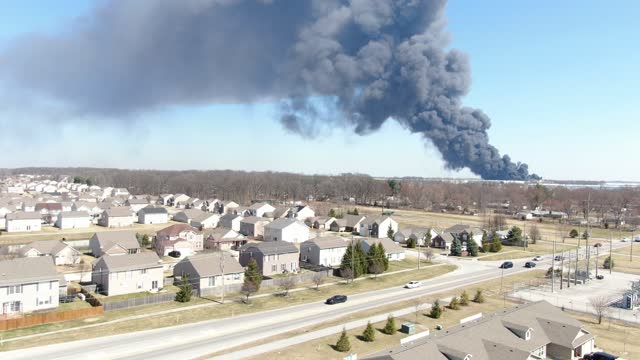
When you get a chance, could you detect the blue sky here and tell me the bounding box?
[0,1,638,181]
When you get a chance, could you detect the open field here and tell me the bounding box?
[0,264,455,350]
[607,254,640,275]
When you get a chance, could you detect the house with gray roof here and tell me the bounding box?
[361,237,405,261]
[92,252,163,296]
[5,212,42,232]
[98,207,134,228]
[264,218,310,243]
[55,211,91,229]
[173,253,244,291]
[239,241,299,276]
[249,202,276,218]
[300,236,348,267]
[137,206,169,225]
[0,257,63,314]
[90,231,140,257]
[239,216,272,239]
[18,240,81,266]
[359,216,399,238]
[173,209,219,229]
[220,213,243,232]
[365,301,595,360]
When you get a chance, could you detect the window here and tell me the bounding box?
[10,301,21,312]
[233,273,241,280]
[281,264,286,271]
[271,265,277,272]
[141,269,147,274]
[36,282,39,291]
[208,276,216,287]
[49,281,53,290]
[151,280,158,289]
[8,285,22,294]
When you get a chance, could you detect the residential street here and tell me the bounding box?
[2,240,629,360]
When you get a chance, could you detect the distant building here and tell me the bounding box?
[137,207,169,225]
[5,212,42,232]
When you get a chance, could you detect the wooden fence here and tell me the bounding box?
[0,306,104,331]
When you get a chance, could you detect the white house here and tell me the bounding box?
[173,253,244,292]
[155,224,204,256]
[263,218,310,243]
[0,257,62,314]
[158,194,174,206]
[249,202,276,218]
[98,207,134,228]
[90,231,141,257]
[361,238,406,261]
[300,236,348,267]
[239,216,272,239]
[137,207,169,225]
[18,240,81,266]
[125,198,150,214]
[219,213,243,232]
[359,216,399,238]
[293,205,315,221]
[55,211,91,229]
[5,212,42,232]
[92,252,164,296]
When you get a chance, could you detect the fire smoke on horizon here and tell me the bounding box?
[0,0,539,180]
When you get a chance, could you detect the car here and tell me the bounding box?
[325,295,348,305]
[621,237,629,242]
[583,351,619,360]
[405,281,422,289]
[168,250,181,258]
[499,261,514,269]
[524,261,536,268]
[554,255,564,261]
[533,256,543,261]
[635,236,640,242]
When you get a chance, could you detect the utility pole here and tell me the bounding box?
[551,238,556,293]
[523,220,527,251]
[609,230,613,275]
[631,230,634,263]
[595,244,599,278]
[351,236,355,283]
[575,236,580,286]
[585,192,591,282]
[219,251,225,304]
[561,247,565,289]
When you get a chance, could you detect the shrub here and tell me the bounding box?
[407,238,416,248]
[603,256,615,270]
[362,321,376,342]
[460,291,470,306]
[175,275,192,303]
[473,289,485,304]
[335,328,351,352]
[383,315,397,335]
[449,296,460,310]
[429,300,442,319]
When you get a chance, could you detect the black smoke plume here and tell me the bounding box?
[0,0,539,180]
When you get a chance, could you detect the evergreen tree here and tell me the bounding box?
[362,321,376,342]
[506,226,523,244]
[473,289,485,303]
[244,258,262,288]
[383,315,397,335]
[378,243,389,271]
[467,237,479,257]
[582,230,589,240]
[569,229,579,238]
[353,208,359,215]
[429,300,442,319]
[449,296,460,310]
[490,233,502,252]
[603,256,615,269]
[460,290,470,306]
[175,274,193,303]
[341,241,368,278]
[424,229,432,248]
[328,209,337,217]
[450,238,462,256]
[335,328,351,352]
[406,237,416,248]
[387,224,395,239]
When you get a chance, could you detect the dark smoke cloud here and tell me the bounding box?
[0,0,539,180]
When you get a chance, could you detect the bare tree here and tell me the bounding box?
[279,276,297,297]
[424,247,435,263]
[369,262,384,279]
[340,268,354,284]
[413,297,426,323]
[241,281,259,304]
[312,272,325,290]
[589,296,611,324]
[529,225,541,244]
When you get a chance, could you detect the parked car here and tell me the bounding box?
[533,256,543,261]
[634,236,640,242]
[524,261,536,268]
[405,281,422,289]
[583,351,619,360]
[168,250,181,258]
[325,295,348,305]
[499,261,514,269]
[554,255,564,261]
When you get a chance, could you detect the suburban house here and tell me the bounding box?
[90,231,141,257]
[218,200,240,214]
[239,216,272,239]
[249,202,276,218]
[239,241,300,276]
[311,216,336,230]
[173,209,220,229]
[263,219,310,243]
[204,228,247,251]
[98,207,134,228]
[394,228,437,246]
[300,236,348,267]
[359,216,399,238]
[365,301,595,360]
[5,212,42,232]
[21,199,37,212]
[343,214,366,233]
[446,224,484,247]
[0,257,63,314]
[219,213,243,232]
[292,205,315,221]
[155,224,204,256]
[432,232,455,250]
[125,198,150,214]
[137,206,169,225]
[361,238,405,261]
[158,194,173,206]
[35,202,63,224]
[267,207,292,219]
[329,218,347,232]
[55,211,91,229]
[173,253,244,291]
[18,240,81,266]
[172,194,191,206]
[92,252,164,296]
[111,188,130,197]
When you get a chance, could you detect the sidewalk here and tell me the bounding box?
[2,262,451,344]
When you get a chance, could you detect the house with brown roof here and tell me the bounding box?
[0,257,63,314]
[155,224,203,257]
[98,207,133,228]
[204,228,246,251]
[35,202,63,224]
[173,253,244,291]
[92,252,163,296]
[365,301,596,360]
[89,231,140,257]
[300,236,348,267]
[239,241,299,276]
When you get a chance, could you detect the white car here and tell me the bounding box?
[621,238,629,242]
[405,281,422,289]
[533,256,543,261]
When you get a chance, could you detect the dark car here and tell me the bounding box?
[583,351,618,360]
[499,261,514,269]
[524,261,536,268]
[168,250,181,258]
[326,295,348,305]
[554,255,564,261]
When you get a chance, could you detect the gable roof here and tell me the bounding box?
[240,241,299,255]
[6,212,41,220]
[104,207,132,217]
[205,227,243,240]
[241,216,271,225]
[220,213,243,221]
[266,218,307,230]
[59,211,90,218]
[0,257,59,286]
[363,238,404,254]
[157,223,201,237]
[175,253,244,278]
[20,240,76,257]
[138,206,168,215]
[35,202,62,211]
[249,202,273,211]
[93,252,161,272]
[343,214,366,227]
[92,231,140,251]
[303,236,348,250]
